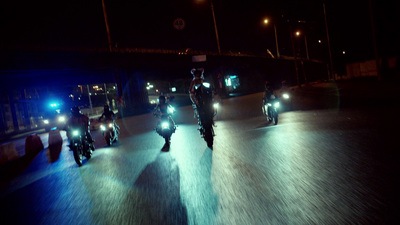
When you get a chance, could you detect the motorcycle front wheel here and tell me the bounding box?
[105,132,112,146]
[204,127,214,148]
[273,110,279,125]
[85,148,92,160]
[73,148,83,166]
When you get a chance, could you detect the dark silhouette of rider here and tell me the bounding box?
[65,106,95,150]
[99,104,115,121]
[98,104,120,132]
[263,81,274,102]
[153,95,176,128]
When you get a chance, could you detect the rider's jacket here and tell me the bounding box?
[189,77,204,104]
[66,114,89,131]
[99,110,114,121]
[153,103,172,116]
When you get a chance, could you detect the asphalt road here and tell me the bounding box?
[1,87,399,224]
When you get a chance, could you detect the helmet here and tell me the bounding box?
[71,106,81,116]
[158,95,166,103]
[265,81,271,90]
[190,68,204,79]
[104,104,110,111]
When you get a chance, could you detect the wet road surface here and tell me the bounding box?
[1,91,399,224]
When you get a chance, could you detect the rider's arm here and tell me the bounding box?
[99,112,104,121]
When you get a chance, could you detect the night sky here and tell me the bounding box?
[1,0,399,63]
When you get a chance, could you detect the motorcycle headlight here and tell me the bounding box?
[168,106,175,114]
[161,122,170,129]
[58,116,66,123]
[108,123,113,128]
[282,93,290,99]
[213,102,219,109]
[274,102,280,108]
[43,119,49,124]
[72,130,80,136]
[202,82,211,88]
[100,125,106,131]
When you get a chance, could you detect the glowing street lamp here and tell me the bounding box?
[295,30,309,60]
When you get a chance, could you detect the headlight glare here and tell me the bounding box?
[58,116,66,123]
[282,93,290,99]
[72,130,79,136]
[161,122,169,129]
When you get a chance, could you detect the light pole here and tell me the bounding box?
[323,2,334,80]
[295,31,309,60]
[210,1,221,54]
[263,19,280,58]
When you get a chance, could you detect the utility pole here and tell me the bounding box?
[210,1,221,54]
[290,26,301,88]
[369,0,381,81]
[323,2,334,80]
[87,85,94,115]
[102,0,113,52]
[273,24,280,58]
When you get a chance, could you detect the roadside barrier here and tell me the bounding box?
[47,129,63,162]
[25,133,44,155]
[0,142,20,165]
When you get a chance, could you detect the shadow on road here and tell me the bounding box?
[0,149,42,187]
[132,152,188,224]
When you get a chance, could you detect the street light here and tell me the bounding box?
[263,18,280,58]
[295,30,309,60]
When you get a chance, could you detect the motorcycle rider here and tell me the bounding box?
[153,95,176,134]
[189,68,205,118]
[98,104,120,134]
[262,81,276,116]
[263,81,274,102]
[65,106,95,150]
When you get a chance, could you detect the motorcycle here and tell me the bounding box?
[262,95,280,125]
[100,120,119,146]
[194,82,216,148]
[68,128,92,166]
[154,105,176,146]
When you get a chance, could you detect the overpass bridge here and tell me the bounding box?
[0,48,328,135]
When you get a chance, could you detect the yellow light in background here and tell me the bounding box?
[296,31,300,36]
[264,19,269,24]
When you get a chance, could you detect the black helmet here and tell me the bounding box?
[104,104,110,111]
[158,95,166,103]
[71,106,81,116]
